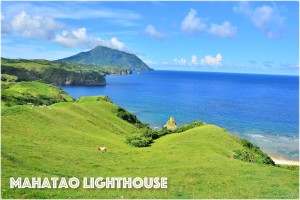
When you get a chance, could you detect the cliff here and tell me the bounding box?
[1,58,106,86]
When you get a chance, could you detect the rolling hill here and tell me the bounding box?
[1,58,107,86]
[1,81,74,107]
[55,46,152,71]
[1,83,298,199]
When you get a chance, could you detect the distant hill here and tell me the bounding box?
[56,46,152,71]
[1,58,106,86]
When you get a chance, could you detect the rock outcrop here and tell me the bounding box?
[164,116,177,130]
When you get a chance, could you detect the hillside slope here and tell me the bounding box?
[1,58,106,86]
[1,81,74,107]
[56,46,152,71]
[1,96,298,199]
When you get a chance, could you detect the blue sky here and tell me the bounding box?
[1,1,299,75]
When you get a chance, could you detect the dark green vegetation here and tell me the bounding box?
[1,81,74,107]
[56,45,152,71]
[1,58,122,86]
[234,139,275,165]
[1,74,18,82]
[125,121,206,147]
[116,106,143,125]
[1,86,298,198]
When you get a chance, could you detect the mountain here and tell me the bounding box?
[56,46,152,71]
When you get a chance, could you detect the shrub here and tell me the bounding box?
[116,107,141,124]
[175,121,205,133]
[234,139,275,165]
[126,135,153,147]
[102,95,112,103]
[240,138,254,149]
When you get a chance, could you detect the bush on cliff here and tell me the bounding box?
[116,107,141,125]
[234,139,275,165]
[124,120,205,147]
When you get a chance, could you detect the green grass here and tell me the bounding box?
[1,96,299,199]
[1,81,74,107]
[1,74,18,82]
[1,57,133,75]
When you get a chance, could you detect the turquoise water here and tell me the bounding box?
[61,70,299,160]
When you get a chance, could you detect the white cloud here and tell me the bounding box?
[145,25,166,40]
[2,11,129,51]
[110,37,125,50]
[174,58,188,65]
[1,14,12,34]
[3,2,141,26]
[191,55,197,64]
[200,54,222,66]
[209,21,237,38]
[144,60,157,65]
[9,11,64,40]
[181,9,206,34]
[233,2,285,39]
[54,28,127,51]
[54,28,95,48]
[233,2,252,16]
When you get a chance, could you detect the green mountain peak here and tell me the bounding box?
[56,45,152,71]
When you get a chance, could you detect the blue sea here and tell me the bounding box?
[61,70,299,160]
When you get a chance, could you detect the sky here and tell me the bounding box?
[1,1,299,75]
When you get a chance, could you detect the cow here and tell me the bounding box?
[97,147,107,153]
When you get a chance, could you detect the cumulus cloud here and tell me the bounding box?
[174,58,188,65]
[54,28,127,51]
[9,11,64,40]
[233,2,285,39]
[181,9,206,34]
[191,55,197,64]
[145,25,166,40]
[3,11,128,51]
[173,54,223,66]
[200,53,222,66]
[110,37,125,50]
[209,21,237,38]
[54,28,98,48]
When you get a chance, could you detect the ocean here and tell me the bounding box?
[60,70,299,161]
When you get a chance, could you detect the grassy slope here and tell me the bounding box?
[1,81,74,107]
[1,58,132,75]
[1,96,298,199]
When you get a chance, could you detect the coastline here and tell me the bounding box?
[271,157,299,166]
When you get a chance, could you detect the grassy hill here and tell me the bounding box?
[1,58,107,86]
[55,46,152,71]
[1,81,74,107]
[2,94,298,198]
